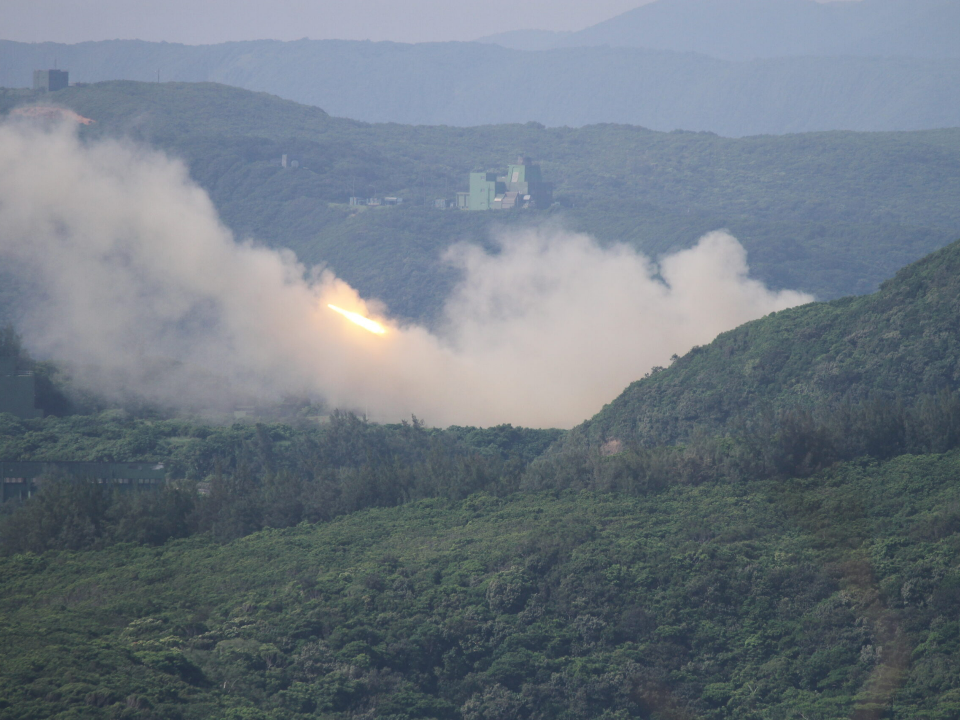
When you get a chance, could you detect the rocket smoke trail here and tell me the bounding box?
[0,122,812,428]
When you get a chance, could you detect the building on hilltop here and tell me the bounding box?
[33,69,69,92]
[459,172,501,211]
[0,357,42,420]
[457,156,553,211]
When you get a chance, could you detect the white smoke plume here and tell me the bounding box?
[0,122,813,428]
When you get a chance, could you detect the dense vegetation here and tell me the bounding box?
[1,452,959,719]
[2,37,960,135]
[1,356,959,719]
[0,410,560,553]
[4,81,960,325]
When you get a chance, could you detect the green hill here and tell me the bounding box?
[1,452,959,719]
[572,236,960,449]
[4,81,960,325]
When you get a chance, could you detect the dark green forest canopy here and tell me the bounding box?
[0,411,560,475]
[574,236,960,448]
[1,452,959,720]
[3,82,959,323]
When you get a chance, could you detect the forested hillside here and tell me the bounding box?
[2,38,960,135]
[570,235,960,449]
[2,453,959,719]
[3,81,959,324]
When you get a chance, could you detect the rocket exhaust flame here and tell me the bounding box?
[0,122,815,427]
[328,304,387,335]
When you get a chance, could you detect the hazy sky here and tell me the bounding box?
[1,0,860,46]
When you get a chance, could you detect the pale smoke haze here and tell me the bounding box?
[0,123,813,428]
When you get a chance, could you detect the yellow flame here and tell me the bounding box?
[328,304,386,335]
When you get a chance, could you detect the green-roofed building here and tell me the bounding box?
[457,156,553,211]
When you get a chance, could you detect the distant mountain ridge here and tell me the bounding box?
[2,38,960,135]
[474,29,571,51]
[555,0,960,60]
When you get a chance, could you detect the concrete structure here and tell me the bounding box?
[461,171,502,211]
[0,357,42,420]
[1,461,167,502]
[459,156,553,211]
[33,69,69,92]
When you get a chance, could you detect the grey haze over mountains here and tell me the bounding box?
[482,0,960,58]
[2,0,959,136]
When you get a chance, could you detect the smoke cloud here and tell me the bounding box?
[0,122,813,428]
